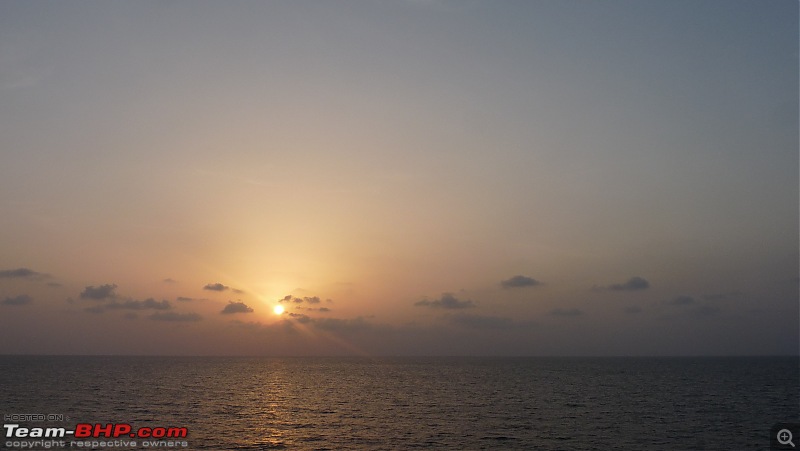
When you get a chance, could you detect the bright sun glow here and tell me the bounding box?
[273,305,285,315]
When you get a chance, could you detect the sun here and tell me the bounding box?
[273,305,285,315]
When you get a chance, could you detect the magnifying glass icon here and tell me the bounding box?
[778,429,795,448]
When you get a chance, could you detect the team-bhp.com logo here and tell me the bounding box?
[4,423,189,448]
[5,423,188,439]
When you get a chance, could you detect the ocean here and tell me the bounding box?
[0,356,797,450]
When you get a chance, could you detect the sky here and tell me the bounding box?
[0,0,797,356]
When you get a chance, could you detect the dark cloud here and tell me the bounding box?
[149,312,203,322]
[308,307,331,313]
[624,306,642,314]
[162,278,177,284]
[83,298,171,313]
[608,276,650,291]
[288,312,312,324]
[666,295,697,306]
[232,288,245,294]
[501,275,540,288]
[203,283,229,291]
[1,294,32,306]
[702,291,742,301]
[449,314,515,330]
[46,282,63,288]
[414,293,475,309]
[280,295,324,304]
[0,268,49,280]
[177,296,207,302]
[549,308,583,317]
[80,284,118,300]
[221,301,254,314]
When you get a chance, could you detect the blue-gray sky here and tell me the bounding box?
[0,0,796,355]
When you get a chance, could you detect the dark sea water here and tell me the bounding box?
[0,356,797,450]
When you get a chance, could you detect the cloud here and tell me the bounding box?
[105,298,171,311]
[663,296,719,317]
[608,276,650,291]
[666,295,696,306]
[221,301,254,314]
[449,313,516,330]
[414,293,475,309]
[288,312,312,323]
[549,308,583,317]
[203,283,229,292]
[501,275,540,288]
[0,268,49,280]
[307,307,331,313]
[162,278,178,284]
[80,284,118,300]
[702,291,742,301]
[280,295,323,304]
[149,312,203,322]
[1,294,32,306]
[176,297,194,302]
[82,298,172,313]
[624,306,642,314]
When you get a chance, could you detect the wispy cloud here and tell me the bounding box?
[1,294,32,306]
[83,298,171,313]
[666,295,696,306]
[501,275,540,288]
[702,291,742,301]
[0,268,49,280]
[176,296,195,302]
[414,293,475,309]
[606,276,650,291]
[106,299,171,311]
[80,284,118,300]
[279,295,324,304]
